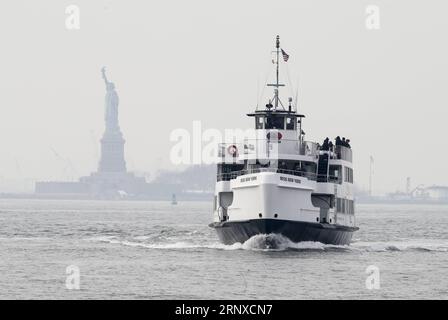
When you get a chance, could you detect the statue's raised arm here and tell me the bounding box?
[101,66,110,87]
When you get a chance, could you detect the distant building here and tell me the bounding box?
[424,186,448,201]
[356,181,448,204]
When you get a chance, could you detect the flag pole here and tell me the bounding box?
[275,35,280,109]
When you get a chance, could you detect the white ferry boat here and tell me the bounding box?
[209,36,358,246]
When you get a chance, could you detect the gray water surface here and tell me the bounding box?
[0,199,447,299]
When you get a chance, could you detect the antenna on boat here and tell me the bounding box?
[294,86,299,112]
[274,35,280,109]
[267,35,285,110]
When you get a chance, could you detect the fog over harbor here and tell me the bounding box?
[1,1,448,303]
[0,1,448,194]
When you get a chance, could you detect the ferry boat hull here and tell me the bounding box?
[210,219,358,246]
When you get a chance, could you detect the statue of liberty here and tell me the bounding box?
[101,67,119,131]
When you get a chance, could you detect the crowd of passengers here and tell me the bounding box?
[319,136,351,151]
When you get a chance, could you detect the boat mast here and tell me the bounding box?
[275,35,280,109]
[267,35,284,110]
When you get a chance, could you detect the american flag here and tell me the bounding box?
[281,49,289,62]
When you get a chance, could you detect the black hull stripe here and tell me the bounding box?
[210,219,358,245]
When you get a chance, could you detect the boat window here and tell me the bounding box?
[344,167,354,183]
[349,200,354,214]
[329,165,342,184]
[255,116,264,129]
[246,160,317,180]
[217,163,245,181]
[248,161,267,170]
[275,160,317,180]
[302,161,317,179]
[286,117,296,130]
[265,116,285,130]
[218,163,244,174]
[336,198,355,214]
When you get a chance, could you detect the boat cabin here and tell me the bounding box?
[247,110,305,132]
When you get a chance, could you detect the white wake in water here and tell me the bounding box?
[87,234,448,252]
[351,239,448,252]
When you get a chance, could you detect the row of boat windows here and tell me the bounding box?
[336,198,355,215]
[217,161,317,175]
[259,160,316,175]
[255,115,297,130]
[217,161,353,184]
[217,161,317,181]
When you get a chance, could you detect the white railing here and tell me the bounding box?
[334,145,353,162]
[218,139,319,160]
[319,145,353,163]
[217,167,339,183]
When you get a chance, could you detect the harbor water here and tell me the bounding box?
[0,199,447,299]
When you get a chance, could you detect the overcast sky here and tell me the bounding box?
[0,0,447,193]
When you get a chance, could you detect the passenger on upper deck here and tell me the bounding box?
[336,137,351,148]
[335,136,342,146]
[321,137,330,151]
[343,137,352,148]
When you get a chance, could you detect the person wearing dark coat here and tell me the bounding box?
[321,137,330,151]
[335,136,342,146]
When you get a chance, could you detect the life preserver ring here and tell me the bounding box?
[227,145,238,157]
[267,131,282,140]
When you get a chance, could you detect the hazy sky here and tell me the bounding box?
[0,0,447,193]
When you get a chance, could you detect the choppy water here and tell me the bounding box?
[0,199,447,299]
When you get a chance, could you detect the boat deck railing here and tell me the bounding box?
[218,139,319,160]
[217,167,339,183]
[333,145,353,162]
[318,145,353,163]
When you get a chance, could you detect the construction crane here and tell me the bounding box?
[49,147,78,181]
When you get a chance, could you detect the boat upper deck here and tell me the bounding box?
[218,140,352,163]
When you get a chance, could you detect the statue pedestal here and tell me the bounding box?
[98,129,126,173]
